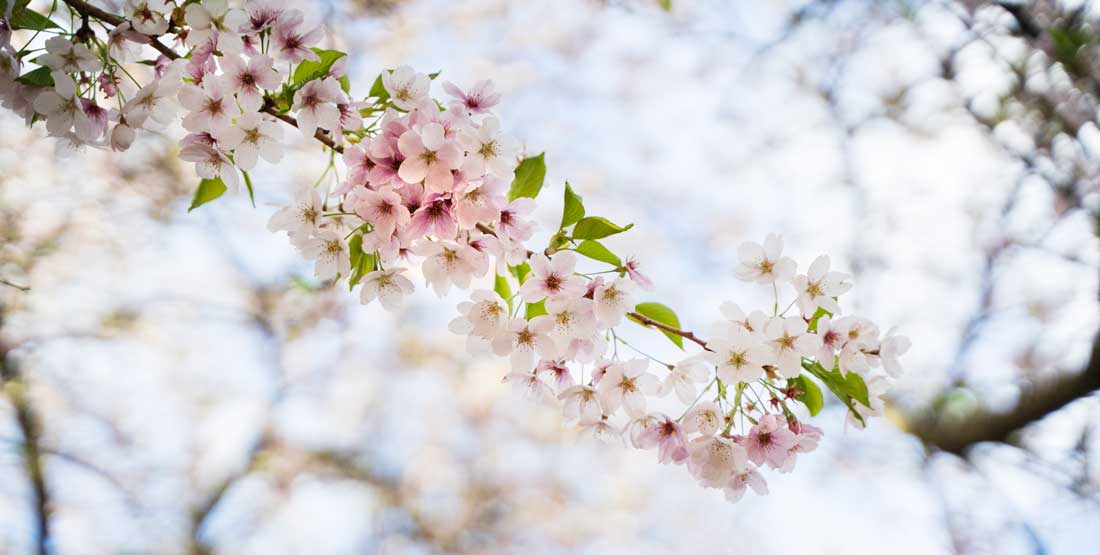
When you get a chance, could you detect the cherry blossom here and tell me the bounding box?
[299,229,351,281]
[764,316,816,378]
[220,54,282,112]
[459,116,519,178]
[744,414,798,469]
[792,254,852,316]
[558,385,602,424]
[492,317,556,371]
[359,268,415,311]
[705,327,770,384]
[659,356,711,403]
[218,112,283,170]
[443,80,501,114]
[597,359,658,418]
[292,77,344,138]
[382,66,431,111]
[268,186,323,238]
[520,253,586,303]
[125,0,170,35]
[397,122,463,192]
[592,278,635,327]
[39,37,101,74]
[736,233,796,284]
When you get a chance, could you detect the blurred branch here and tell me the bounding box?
[910,333,1100,455]
[0,305,51,555]
[1,279,29,292]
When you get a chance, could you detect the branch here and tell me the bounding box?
[909,333,1100,456]
[627,311,712,351]
[0,306,51,555]
[59,0,344,153]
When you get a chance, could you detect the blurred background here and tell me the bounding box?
[1,0,1099,553]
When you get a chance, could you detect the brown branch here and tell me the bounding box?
[0,305,50,555]
[909,333,1100,456]
[59,0,344,153]
[626,311,712,351]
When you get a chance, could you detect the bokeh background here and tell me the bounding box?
[2,0,1100,553]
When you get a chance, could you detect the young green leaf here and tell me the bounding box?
[291,49,347,86]
[241,169,256,208]
[494,274,513,313]
[560,181,585,229]
[507,153,547,201]
[571,216,633,240]
[15,66,53,88]
[368,73,389,101]
[509,262,531,284]
[659,0,672,11]
[807,306,832,332]
[788,375,824,416]
[574,240,621,267]
[525,300,547,320]
[188,177,228,212]
[801,359,872,424]
[628,302,684,349]
[347,234,377,289]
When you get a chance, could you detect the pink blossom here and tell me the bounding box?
[220,54,281,112]
[492,316,556,371]
[725,468,768,502]
[622,256,655,291]
[537,359,574,390]
[520,252,586,303]
[407,195,456,238]
[495,197,536,243]
[351,187,410,236]
[443,80,501,114]
[292,77,344,138]
[745,414,798,469]
[272,13,322,63]
[632,413,689,464]
[397,123,463,192]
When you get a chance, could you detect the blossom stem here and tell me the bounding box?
[675,378,716,422]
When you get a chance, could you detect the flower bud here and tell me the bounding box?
[111,121,135,152]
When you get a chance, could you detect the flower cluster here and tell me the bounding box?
[0,0,910,502]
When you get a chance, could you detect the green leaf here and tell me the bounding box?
[574,240,621,267]
[368,73,389,101]
[560,181,585,229]
[9,4,60,31]
[240,170,256,208]
[292,49,347,86]
[524,299,547,320]
[806,306,832,332]
[789,375,824,416]
[507,153,547,202]
[571,216,633,240]
[628,302,684,349]
[659,0,672,11]
[802,359,872,424]
[509,262,531,285]
[347,234,376,288]
[338,75,351,94]
[15,66,54,87]
[188,177,227,212]
[494,273,513,313]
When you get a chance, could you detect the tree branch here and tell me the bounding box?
[909,333,1100,456]
[0,305,51,555]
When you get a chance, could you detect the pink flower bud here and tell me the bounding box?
[111,122,135,152]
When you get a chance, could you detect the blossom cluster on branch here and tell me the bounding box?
[0,0,911,501]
